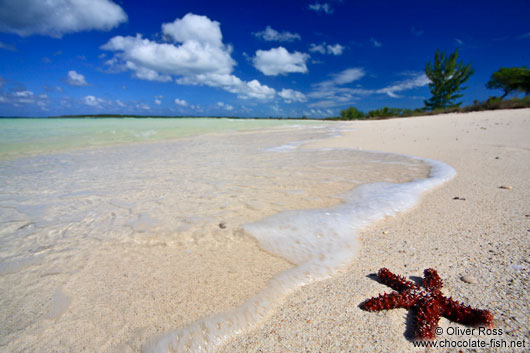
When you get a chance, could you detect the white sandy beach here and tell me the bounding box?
[224,108,530,352]
[0,109,528,353]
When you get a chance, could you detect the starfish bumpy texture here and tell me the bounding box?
[361,268,494,340]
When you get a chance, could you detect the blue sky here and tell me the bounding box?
[0,0,529,117]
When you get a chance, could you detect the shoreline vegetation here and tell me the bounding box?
[329,95,530,121]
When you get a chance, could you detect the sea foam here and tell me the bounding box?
[144,150,455,353]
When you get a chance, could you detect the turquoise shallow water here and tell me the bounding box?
[0,117,322,159]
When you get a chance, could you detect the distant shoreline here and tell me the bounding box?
[0,115,312,120]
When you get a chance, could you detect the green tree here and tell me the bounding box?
[340,106,365,120]
[486,67,530,98]
[424,49,474,110]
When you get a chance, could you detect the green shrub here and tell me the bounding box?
[340,106,366,120]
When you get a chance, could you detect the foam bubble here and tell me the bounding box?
[143,153,455,353]
[264,140,307,152]
[132,129,157,138]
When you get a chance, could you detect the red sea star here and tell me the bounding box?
[360,268,494,340]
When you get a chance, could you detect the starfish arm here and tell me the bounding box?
[361,268,494,342]
[440,296,494,328]
[378,268,419,292]
[415,298,443,340]
[361,291,417,311]
[423,268,443,292]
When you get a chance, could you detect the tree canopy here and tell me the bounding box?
[340,106,365,120]
[424,49,474,110]
[486,66,530,98]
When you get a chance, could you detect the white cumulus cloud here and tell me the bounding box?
[278,89,307,103]
[102,32,234,80]
[66,70,88,86]
[83,95,105,107]
[309,43,326,54]
[253,26,301,42]
[217,102,234,111]
[2,89,51,107]
[174,98,188,106]
[327,43,344,55]
[0,0,127,38]
[309,42,344,55]
[176,73,276,100]
[136,103,150,110]
[102,13,276,100]
[308,3,333,14]
[13,90,35,104]
[370,38,382,47]
[244,79,277,99]
[162,13,223,47]
[253,47,309,76]
[14,90,34,97]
